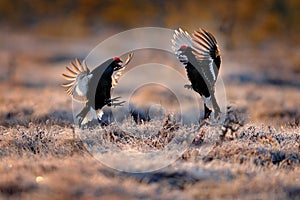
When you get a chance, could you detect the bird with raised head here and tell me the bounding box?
[62,53,133,127]
[172,28,221,121]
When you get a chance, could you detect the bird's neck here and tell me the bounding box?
[102,66,114,77]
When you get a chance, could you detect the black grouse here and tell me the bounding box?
[172,28,221,120]
[62,53,133,127]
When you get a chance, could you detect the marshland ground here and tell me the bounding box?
[1,1,300,199]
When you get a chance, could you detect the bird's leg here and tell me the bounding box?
[204,104,212,120]
[211,94,221,120]
[107,96,121,102]
[184,84,193,90]
[76,104,90,127]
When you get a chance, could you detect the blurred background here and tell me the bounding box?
[1,0,300,47]
[0,0,299,126]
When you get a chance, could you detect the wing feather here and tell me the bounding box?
[76,58,84,72]
[191,29,221,82]
[61,81,75,87]
[193,32,212,49]
[171,28,221,87]
[123,53,133,67]
[111,53,133,89]
[70,61,80,73]
[62,73,76,80]
[62,58,91,103]
[65,66,78,76]
[171,28,194,53]
[83,60,89,73]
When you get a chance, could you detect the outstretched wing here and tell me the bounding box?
[61,58,91,102]
[111,53,133,89]
[171,28,194,53]
[192,29,221,83]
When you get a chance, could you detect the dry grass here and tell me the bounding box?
[0,83,299,199]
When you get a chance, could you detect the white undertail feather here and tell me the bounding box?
[97,109,104,120]
[80,107,97,125]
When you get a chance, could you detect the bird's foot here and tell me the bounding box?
[111,101,126,107]
[207,111,222,125]
[105,96,120,104]
[214,110,221,120]
[76,115,84,128]
[105,96,126,107]
[184,84,193,90]
[108,96,122,102]
[204,110,212,120]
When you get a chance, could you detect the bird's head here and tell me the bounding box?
[178,45,193,55]
[176,45,191,64]
[112,57,123,71]
[179,45,188,52]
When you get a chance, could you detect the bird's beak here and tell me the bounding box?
[114,66,123,71]
[87,74,93,79]
[114,60,123,71]
[176,50,182,56]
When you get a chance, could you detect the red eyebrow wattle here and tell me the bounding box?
[113,57,121,61]
[180,45,187,49]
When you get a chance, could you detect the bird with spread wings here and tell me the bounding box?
[62,53,133,127]
[172,28,221,120]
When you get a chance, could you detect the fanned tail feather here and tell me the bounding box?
[61,58,90,96]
